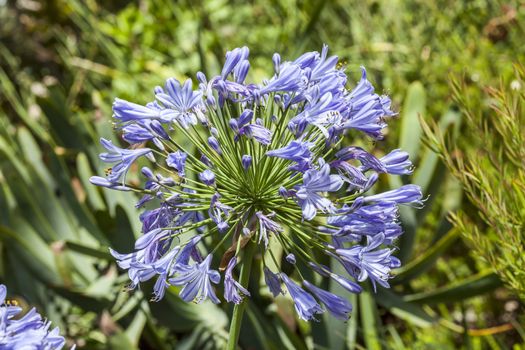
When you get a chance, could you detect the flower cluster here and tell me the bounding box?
[91,45,423,321]
[0,284,68,349]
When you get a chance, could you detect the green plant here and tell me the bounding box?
[422,67,525,299]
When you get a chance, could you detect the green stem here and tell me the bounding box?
[226,240,257,350]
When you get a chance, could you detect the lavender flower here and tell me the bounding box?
[304,281,353,320]
[281,274,323,321]
[92,45,422,321]
[296,161,343,220]
[156,78,202,127]
[263,267,282,297]
[0,284,69,349]
[242,155,252,170]
[256,211,283,247]
[112,98,160,123]
[336,234,399,290]
[199,169,216,186]
[169,254,221,304]
[166,151,187,177]
[98,138,151,183]
[224,258,250,304]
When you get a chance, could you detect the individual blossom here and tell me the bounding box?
[263,267,282,297]
[199,169,216,186]
[304,281,353,320]
[155,78,203,127]
[295,160,343,220]
[91,45,422,324]
[99,138,151,183]
[336,234,400,290]
[166,151,187,177]
[256,211,284,247]
[169,254,221,304]
[281,274,323,321]
[0,284,71,349]
[224,258,251,304]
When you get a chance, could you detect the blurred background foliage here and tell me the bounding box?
[0,0,524,349]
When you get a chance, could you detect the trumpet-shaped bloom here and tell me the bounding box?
[296,161,343,220]
[1,284,68,349]
[169,254,221,304]
[156,78,202,127]
[99,138,151,183]
[281,274,323,321]
[304,281,353,320]
[224,258,250,304]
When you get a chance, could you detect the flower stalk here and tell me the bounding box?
[226,240,257,350]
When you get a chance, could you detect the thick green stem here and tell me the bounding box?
[226,240,257,350]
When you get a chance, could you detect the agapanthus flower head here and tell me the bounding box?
[0,284,70,349]
[91,45,423,321]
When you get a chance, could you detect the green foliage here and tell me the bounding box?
[1,0,524,348]
[423,67,525,299]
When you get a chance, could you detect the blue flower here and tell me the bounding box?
[374,149,413,175]
[110,228,174,289]
[289,93,344,137]
[259,63,304,95]
[281,274,323,321]
[99,138,151,183]
[295,161,343,220]
[209,193,233,233]
[94,45,423,322]
[285,253,296,264]
[156,78,202,127]
[330,274,363,294]
[169,254,221,304]
[335,146,385,172]
[266,140,314,171]
[208,136,222,155]
[336,234,399,290]
[238,124,273,145]
[339,68,395,139]
[304,281,353,320]
[112,98,161,123]
[308,44,339,82]
[241,155,252,170]
[326,202,400,240]
[166,151,187,177]
[363,184,424,207]
[89,176,132,191]
[330,160,369,190]
[256,211,283,247]
[263,267,282,297]
[221,47,250,79]
[238,109,254,127]
[224,258,250,304]
[0,284,68,349]
[121,119,169,150]
[199,169,216,186]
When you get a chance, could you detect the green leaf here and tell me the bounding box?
[359,291,382,350]
[392,228,460,285]
[48,285,112,312]
[149,289,228,332]
[77,152,106,211]
[63,240,113,260]
[403,271,502,305]
[125,304,148,346]
[375,289,436,328]
[399,81,426,160]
